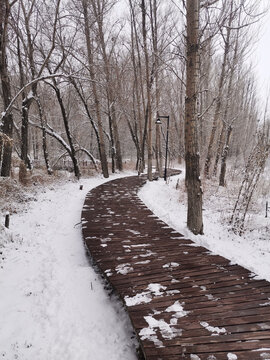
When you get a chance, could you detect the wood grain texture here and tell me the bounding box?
[81,173,270,359]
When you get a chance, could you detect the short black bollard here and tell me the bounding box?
[266,201,270,218]
[79,185,83,190]
[5,212,10,228]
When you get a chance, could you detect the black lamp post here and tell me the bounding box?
[156,115,170,181]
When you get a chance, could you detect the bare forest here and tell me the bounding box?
[0,0,269,234]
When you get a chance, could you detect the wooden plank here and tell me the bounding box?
[81,174,270,359]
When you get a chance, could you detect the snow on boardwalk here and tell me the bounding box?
[82,174,270,360]
[0,175,137,360]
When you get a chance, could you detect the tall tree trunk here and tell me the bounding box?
[82,0,109,178]
[213,20,240,178]
[150,0,162,177]
[129,13,143,171]
[185,0,203,235]
[17,36,32,169]
[17,0,60,168]
[52,82,81,179]
[91,0,122,171]
[129,0,148,174]
[108,114,115,173]
[142,0,153,181]
[17,35,29,166]
[19,1,37,168]
[35,96,52,175]
[71,77,108,177]
[204,3,234,178]
[212,122,225,177]
[219,124,233,186]
[0,0,13,177]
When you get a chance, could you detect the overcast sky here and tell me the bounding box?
[114,1,269,107]
[252,3,270,106]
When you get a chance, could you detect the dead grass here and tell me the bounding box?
[122,160,137,171]
[0,168,76,215]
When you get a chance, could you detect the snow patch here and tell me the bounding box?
[165,301,189,318]
[227,354,237,360]
[200,321,227,335]
[131,243,151,248]
[163,262,180,269]
[190,354,201,360]
[139,314,182,345]
[135,260,151,265]
[147,283,167,296]
[166,289,180,296]
[126,229,141,235]
[125,283,168,307]
[124,292,152,306]
[115,263,134,275]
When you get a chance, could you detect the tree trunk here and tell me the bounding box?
[185,0,203,235]
[108,114,115,173]
[0,0,13,177]
[204,3,233,178]
[52,83,81,179]
[131,36,144,172]
[142,0,153,181]
[82,0,109,178]
[219,124,233,186]
[21,100,31,167]
[0,116,13,177]
[130,1,146,173]
[213,20,240,178]
[90,0,123,172]
[17,35,30,168]
[111,106,123,172]
[150,0,162,177]
[35,96,52,175]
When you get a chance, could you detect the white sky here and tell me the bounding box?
[252,3,270,105]
[113,0,270,106]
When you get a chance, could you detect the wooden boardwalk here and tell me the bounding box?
[81,174,270,360]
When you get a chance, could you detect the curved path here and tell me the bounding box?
[81,174,270,360]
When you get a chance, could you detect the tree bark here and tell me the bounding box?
[142,0,153,181]
[219,124,232,186]
[34,96,52,175]
[213,15,240,178]
[0,0,13,177]
[91,0,123,171]
[185,0,203,235]
[82,0,109,178]
[52,82,81,179]
[204,2,234,178]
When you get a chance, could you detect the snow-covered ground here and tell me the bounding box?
[0,173,138,360]
[139,167,270,282]
[1,166,269,359]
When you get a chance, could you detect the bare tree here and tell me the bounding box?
[47,77,81,179]
[82,0,109,178]
[141,0,153,181]
[90,0,123,172]
[13,0,61,168]
[230,130,270,235]
[185,0,203,235]
[0,0,17,177]
[203,0,235,178]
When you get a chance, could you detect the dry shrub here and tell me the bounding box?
[177,177,186,203]
[122,159,137,171]
[80,166,99,177]
[19,161,28,185]
[0,177,35,213]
